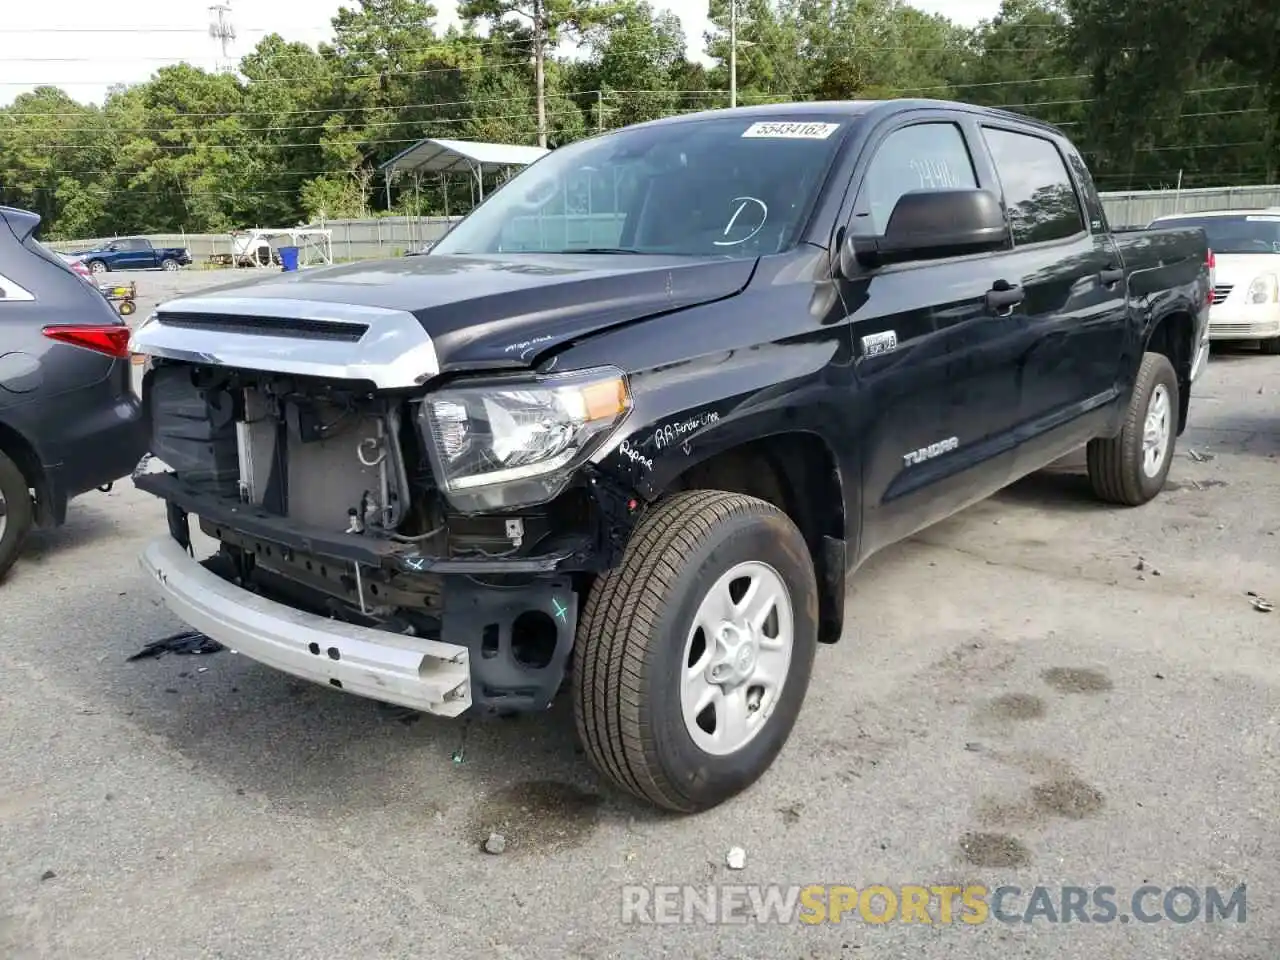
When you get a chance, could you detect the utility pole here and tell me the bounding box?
[208,2,236,75]
[729,0,737,109]
[533,0,547,148]
[596,90,604,132]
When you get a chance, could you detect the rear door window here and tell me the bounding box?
[981,127,1086,245]
[859,122,980,233]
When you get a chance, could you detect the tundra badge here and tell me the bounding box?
[903,437,959,466]
[861,330,898,356]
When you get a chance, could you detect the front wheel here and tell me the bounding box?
[1087,351,1179,506]
[160,258,179,271]
[87,260,107,275]
[572,490,818,813]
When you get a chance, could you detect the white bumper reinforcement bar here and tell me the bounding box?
[140,537,472,716]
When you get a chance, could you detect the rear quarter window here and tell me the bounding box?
[981,127,1086,245]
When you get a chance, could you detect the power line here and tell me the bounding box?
[2,37,540,63]
[1,73,1100,121]
[0,90,604,136]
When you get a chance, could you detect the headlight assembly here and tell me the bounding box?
[1246,273,1278,304]
[419,366,631,512]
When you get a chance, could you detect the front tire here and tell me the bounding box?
[572,490,819,813]
[0,450,35,582]
[87,260,107,275]
[1087,351,1179,506]
[160,258,179,271]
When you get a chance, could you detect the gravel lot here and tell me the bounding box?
[3,271,1278,959]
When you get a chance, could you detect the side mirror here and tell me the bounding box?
[841,188,1010,274]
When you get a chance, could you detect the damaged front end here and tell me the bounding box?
[129,300,639,716]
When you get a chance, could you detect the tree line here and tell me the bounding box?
[1,0,1276,239]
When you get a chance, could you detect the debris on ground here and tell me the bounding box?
[1250,596,1274,613]
[451,721,470,763]
[127,630,224,661]
[1187,449,1215,463]
[777,802,804,826]
[39,870,55,882]
[483,832,507,855]
[726,847,747,870]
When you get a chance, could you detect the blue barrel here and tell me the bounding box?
[278,245,300,272]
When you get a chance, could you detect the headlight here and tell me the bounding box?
[1246,273,1278,304]
[419,366,631,512]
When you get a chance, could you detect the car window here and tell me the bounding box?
[981,128,1085,245]
[432,115,856,259]
[115,238,144,251]
[1150,214,1280,254]
[0,272,36,302]
[858,122,979,233]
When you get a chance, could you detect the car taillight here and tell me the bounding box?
[1206,248,1216,304]
[42,324,132,359]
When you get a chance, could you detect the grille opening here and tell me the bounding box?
[157,312,368,342]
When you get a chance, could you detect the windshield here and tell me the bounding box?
[1153,213,1280,254]
[431,116,856,259]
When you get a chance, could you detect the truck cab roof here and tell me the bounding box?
[628,97,1068,138]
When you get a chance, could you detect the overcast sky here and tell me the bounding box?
[0,0,1002,107]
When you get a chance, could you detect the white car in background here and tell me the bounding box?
[1149,209,1280,354]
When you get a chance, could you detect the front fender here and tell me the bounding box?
[590,334,850,500]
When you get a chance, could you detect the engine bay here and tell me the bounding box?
[138,361,620,600]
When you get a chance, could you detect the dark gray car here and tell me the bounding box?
[0,205,148,580]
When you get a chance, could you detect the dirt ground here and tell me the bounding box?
[2,275,1278,958]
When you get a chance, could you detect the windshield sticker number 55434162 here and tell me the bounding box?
[741,121,841,140]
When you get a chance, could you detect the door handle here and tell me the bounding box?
[1099,266,1125,286]
[985,284,1024,313]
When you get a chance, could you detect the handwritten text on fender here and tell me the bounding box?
[653,411,720,451]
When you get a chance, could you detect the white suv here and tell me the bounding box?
[1149,209,1280,354]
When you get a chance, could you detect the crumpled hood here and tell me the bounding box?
[153,252,757,371]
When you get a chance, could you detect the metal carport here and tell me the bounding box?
[377,138,550,213]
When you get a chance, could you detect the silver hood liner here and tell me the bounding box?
[129,295,440,390]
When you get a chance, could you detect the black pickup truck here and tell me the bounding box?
[128,99,1211,813]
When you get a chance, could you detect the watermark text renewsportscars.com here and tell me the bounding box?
[621,884,1247,925]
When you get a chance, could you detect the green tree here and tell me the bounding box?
[458,0,617,146]
[1064,0,1280,183]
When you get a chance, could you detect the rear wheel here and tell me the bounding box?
[572,490,818,813]
[0,450,34,582]
[1087,351,1179,506]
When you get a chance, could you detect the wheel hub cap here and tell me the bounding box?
[680,560,796,757]
[1142,383,1172,478]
